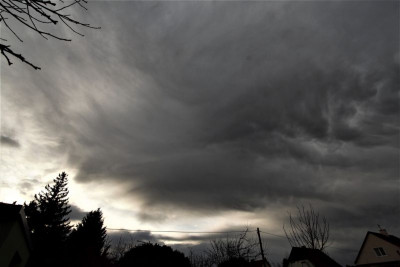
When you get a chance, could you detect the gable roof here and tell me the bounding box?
[354,231,400,264]
[287,247,342,267]
[370,232,400,248]
[0,202,23,222]
[0,202,33,250]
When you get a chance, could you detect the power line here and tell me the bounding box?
[106,227,359,253]
[106,228,257,234]
[259,230,286,238]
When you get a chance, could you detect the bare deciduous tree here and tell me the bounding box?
[206,228,265,266]
[0,0,98,69]
[283,204,330,251]
[109,234,138,262]
[187,248,210,267]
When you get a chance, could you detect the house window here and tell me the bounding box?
[373,247,387,257]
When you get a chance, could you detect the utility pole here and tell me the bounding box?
[257,227,267,267]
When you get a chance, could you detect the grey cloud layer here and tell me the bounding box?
[72,1,398,212]
[3,0,399,243]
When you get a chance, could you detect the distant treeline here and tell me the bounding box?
[23,172,262,267]
[23,172,331,267]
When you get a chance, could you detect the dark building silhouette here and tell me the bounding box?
[0,202,32,267]
[283,246,341,267]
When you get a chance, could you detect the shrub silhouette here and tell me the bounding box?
[119,243,190,267]
[218,257,250,267]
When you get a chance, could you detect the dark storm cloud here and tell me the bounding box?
[68,2,398,207]
[3,0,399,247]
[1,135,20,148]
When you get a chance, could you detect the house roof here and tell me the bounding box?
[355,261,400,267]
[287,247,342,267]
[0,202,33,250]
[370,232,400,248]
[354,231,400,264]
[0,202,23,222]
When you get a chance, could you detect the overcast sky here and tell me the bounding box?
[1,1,399,265]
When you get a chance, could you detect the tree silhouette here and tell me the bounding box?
[119,243,191,267]
[0,0,98,69]
[206,228,261,266]
[24,172,72,266]
[68,208,111,266]
[283,204,330,251]
[218,257,250,267]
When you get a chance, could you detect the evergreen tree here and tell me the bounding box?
[68,209,110,266]
[24,172,72,266]
[70,209,109,255]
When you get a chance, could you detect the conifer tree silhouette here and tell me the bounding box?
[25,172,72,266]
[68,208,110,266]
[71,209,108,255]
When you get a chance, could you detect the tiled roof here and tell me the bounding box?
[0,202,33,250]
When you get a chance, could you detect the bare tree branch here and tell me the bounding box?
[0,43,40,69]
[206,228,264,266]
[0,0,99,69]
[283,204,330,251]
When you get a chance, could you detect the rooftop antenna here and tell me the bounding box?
[377,224,388,235]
